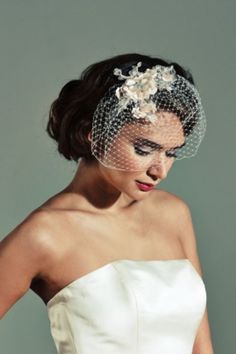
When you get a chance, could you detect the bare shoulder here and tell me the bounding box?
[1,210,58,264]
[151,189,204,278]
[150,188,191,217]
[155,189,193,227]
[150,188,195,246]
[0,210,63,318]
[1,209,67,277]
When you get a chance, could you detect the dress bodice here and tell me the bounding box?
[46,258,207,354]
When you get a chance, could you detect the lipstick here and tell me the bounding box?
[135,180,155,191]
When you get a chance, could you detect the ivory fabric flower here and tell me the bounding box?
[114,62,158,102]
[132,101,157,123]
[156,65,177,91]
[113,61,177,122]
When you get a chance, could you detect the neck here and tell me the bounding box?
[62,158,137,213]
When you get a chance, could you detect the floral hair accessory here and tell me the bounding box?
[90,61,207,171]
[113,62,177,123]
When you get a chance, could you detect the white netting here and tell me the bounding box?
[90,61,207,171]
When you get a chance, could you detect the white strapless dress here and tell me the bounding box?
[46,258,207,354]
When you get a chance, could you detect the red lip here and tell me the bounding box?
[136,180,154,187]
[135,181,155,191]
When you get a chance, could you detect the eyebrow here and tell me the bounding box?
[134,138,186,150]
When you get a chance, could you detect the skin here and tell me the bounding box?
[0,111,215,353]
[27,111,186,299]
[76,111,185,212]
[1,111,185,303]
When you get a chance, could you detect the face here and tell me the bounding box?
[89,111,185,199]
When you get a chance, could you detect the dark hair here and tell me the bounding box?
[46,53,196,163]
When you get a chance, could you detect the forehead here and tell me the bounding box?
[120,111,185,149]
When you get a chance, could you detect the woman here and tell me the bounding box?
[0,53,215,354]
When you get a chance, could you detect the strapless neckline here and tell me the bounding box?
[46,258,192,307]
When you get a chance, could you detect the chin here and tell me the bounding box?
[122,184,154,202]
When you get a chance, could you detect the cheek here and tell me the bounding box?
[107,139,149,171]
[104,136,176,173]
[103,168,132,186]
[119,140,161,170]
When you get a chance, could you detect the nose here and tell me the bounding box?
[146,153,168,180]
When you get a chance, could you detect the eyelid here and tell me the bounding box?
[139,145,176,153]
[134,141,180,154]
[135,142,158,149]
[134,138,185,150]
[136,145,156,153]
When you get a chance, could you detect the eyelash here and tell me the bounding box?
[134,146,177,158]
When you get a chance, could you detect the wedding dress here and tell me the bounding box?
[47,258,207,354]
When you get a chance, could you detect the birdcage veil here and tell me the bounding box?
[90,61,206,171]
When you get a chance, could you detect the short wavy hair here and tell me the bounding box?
[46,52,195,164]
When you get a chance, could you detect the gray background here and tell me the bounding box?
[0,1,235,353]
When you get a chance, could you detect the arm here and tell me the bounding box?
[0,211,53,319]
[175,199,215,354]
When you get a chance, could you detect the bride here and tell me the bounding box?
[0,52,214,354]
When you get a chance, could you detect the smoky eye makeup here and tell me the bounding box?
[132,138,158,153]
[132,140,156,156]
[132,138,180,158]
[133,144,153,156]
[133,137,185,149]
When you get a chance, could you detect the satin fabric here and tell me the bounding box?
[47,258,207,354]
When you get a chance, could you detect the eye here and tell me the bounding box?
[134,145,152,156]
[134,143,178,158]
[166,150,177,158]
